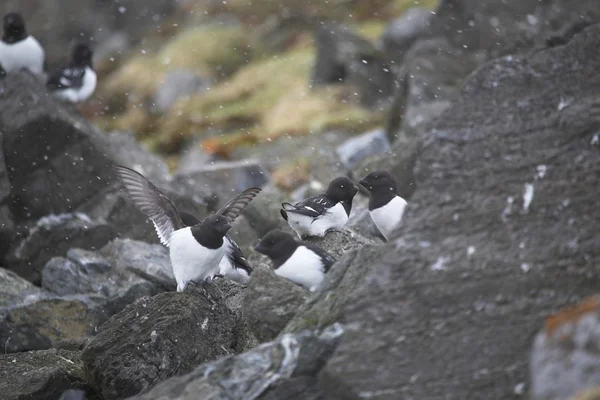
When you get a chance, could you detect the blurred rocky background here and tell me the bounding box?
[1,0,600,399]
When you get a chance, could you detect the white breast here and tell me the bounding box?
[53,67,97,103]
[275,246,326,291]
[169,227,225,291]
[369,196,407,241]
[0,36,45,75]
[286,202,349,238]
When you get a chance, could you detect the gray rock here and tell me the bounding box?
[82,283,242,400]
[152,69,211,113]
[4,213,115,284]
[0,205,15,260]
[380,8,433,67]
[311,23,394,107]
[345,204,386,242]
[244,185,292,237]
[0,295,106,353]
[100,238,175,291]
[335,128,391,170]
[258,376,323,400]
[66,248,111,274]
[0,348,90,400]
[174,159,270,209]
[302,229,374,261]
[125,324,344,400]
[42,258,93,296]
[530,296,600,400]
[59,389,88,400]
[0,267,45,308]
[243,265,309,342]
[318,23,600,399]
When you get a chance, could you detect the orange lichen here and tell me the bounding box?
[545,296,600,337]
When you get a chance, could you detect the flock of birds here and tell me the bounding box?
[114,166,408,292]
[0,10,409,293]
[0,12,96,103]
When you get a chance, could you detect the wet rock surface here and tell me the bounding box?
[0,348,90,400]
[126,325,344,400]
[243,265,309,342]
[82,282,243,400]
[318,24,600,399]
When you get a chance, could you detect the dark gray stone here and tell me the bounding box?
[66,248,111,274]
[4,213,115,284]
[335,128,391,170]
[243,265,308,342]
[311,23,394,107]
[0,348,90,400]
[82,283,241,400]
[0,205,15,260]
[258,376,323,400]
[318,24,600,399]
[0,295,106,353]
[173,159,270,210]
[380,7,433,67]
[0,267,45,308]
[100,238,175,291]
[125,324,344,400]
[59,389,88,400]
[243,185,292,237]
[302,229,373,261]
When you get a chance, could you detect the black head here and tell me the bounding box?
[325,177,359,203]
[71,43,93,67]
[359,171,397,193]
[3,12,27,42]
[202,214,231,236]
[254,230,298,264]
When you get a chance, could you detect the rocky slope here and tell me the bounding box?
[1,1,600,400]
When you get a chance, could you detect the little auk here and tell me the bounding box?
[254,230,336,291]
[114,166,260,290]
[280,177,358,238]
[47,43,97,103]
[0,12,44,76]
[359,170,407,241]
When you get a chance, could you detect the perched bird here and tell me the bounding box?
[0,12,45,76]
[47,43,96,103]
[254,230,336,291]
[359,171,407,241]
[280,177,358,238]
[114,166,260,290]
[178,210,252,285]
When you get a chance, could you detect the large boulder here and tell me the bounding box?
[0,348,91,400]
[315,24,600,399]
[0,267,45,308]
[82,282,245,400]
[125,324,344,400]
[243,265,309,342]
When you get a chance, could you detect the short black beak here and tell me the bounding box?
[358,178,368,188]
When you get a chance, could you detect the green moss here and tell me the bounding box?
[387,0,440,16]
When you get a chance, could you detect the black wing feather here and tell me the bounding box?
[225,235,252,273]
[216,187,262,223]
[281,194,336,218]
[113,165,184,246]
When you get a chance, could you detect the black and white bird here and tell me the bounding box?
[47,43,96,103]
[254,230,336,291]
[359,170,407,241]
[114,166,260,290]
[0,12,44,76]
[280,177,358,238]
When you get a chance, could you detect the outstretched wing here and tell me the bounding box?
[224,236,252,274]
[281,194,336,218]
[113,165,184,247]
[216,187,262,223]
[47,66,85,90]
[305,244,337,272]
